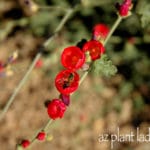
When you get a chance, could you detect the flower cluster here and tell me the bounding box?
[47,23,109,121]
[116,0,132,17]
[18,1,134,148]
[19,23,109,149]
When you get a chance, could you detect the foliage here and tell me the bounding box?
[136,0,150,28]
[91,54,117,77]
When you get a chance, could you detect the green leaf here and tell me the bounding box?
[91,54,117,77]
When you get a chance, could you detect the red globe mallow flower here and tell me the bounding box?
[21,140,30,148]
[37,132,46,141]
[47,99,66,120]
[55,69,79,95]
[92,24,109,40]
[61,46,85,71]
[82,40,105,61]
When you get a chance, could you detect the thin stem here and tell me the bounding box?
[30,120,53,147]
[0,8,74,121]
[16,119,53,150]
[44,8,73,48]
[79,71,89,85]
[104,15,122,46]
[43,119,53,132]
[0,53,41,120]
[39,6,68,12]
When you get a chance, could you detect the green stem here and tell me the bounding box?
[30,119,52,143]
[32,120,53,147]
[16,119,53,150]
[104,15,122,46]
[0,8,74,121]
[79,71,89,85]
[43,119,53,132]
[0,53,41,121]
[44,8,73,48]
[39,6,68,12]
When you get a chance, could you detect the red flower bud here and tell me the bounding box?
[37,132,46,141]
[55,69,79,95]
[119,4,129,16]
[92,24,109,40]
[21,140,30,148]
[47,99,66,120]
[82,40,105,61]
[61,46,85,71]
[116,0,132,17]
[60,94,70,106]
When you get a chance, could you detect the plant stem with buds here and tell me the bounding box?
[17,14,126,150]
[79,15,123,86]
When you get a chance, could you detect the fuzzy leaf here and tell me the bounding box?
[91,54,117,77]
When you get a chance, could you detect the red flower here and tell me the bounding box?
[92,24,109,40]
[82,40,105,61]
[55,69,79,95]
[21,140,30,148]
[61,46,85,71]
[47,99,66,120]
[37,132,46,141]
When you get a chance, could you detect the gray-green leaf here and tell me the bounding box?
[91,54,117,77]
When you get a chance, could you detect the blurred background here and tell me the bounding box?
[0,0,150,150]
